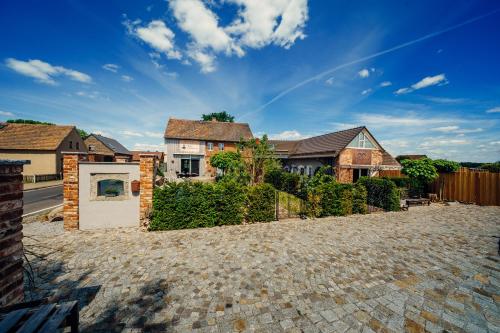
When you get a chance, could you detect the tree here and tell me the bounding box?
[77,128,89,139]
[238,135,279,185]
[201,111,234,122]
[401,158,438,197]
[209,151,243,175]
[432,159,460,173]
[7,119,54,125]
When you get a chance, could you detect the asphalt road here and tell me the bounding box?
[23,185,63,215]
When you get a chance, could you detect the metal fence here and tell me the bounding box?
[23,174,61,183]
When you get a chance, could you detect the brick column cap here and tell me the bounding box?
[61,151,88,155]
[0,159,30,165]
[139,153,157,158]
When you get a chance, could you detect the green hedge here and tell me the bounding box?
[150,180,246,230]
[352,182,368,214]
[246,183,276,223]
[264,169,300,195]
[383,176,410,188]
[356,177,400,211]
[317,183,353,217]
[150,181,275,230]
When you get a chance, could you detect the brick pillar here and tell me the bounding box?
[0,160,28,306]
[63,152,86,230]
[139,154,156,228]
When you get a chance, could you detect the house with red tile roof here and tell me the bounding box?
[164,118,253,178]
[270,127,401,183]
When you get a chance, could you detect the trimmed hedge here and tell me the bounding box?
[150,181,276,231]
[356,177,400,211]
[317,183,353,217]
[352,182,368,214]
[246,183,276,223]
[383,176,410,188]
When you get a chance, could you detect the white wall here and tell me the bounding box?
[79,162,140,230]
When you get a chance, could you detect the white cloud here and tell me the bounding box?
[431,125,459,133]
[358,114,449,127]
[431,126,483,134]
[490,141,500,145]
[121,130,143,137]
[361,88,372,95]
[394,87,411,95]
[0,110,14,117]
[128,0,309,73]
[133,143,163,151]
[127,20,182,60]
[5,58,92,85]
[121,75,133,82]
[425,96,466,104]
[358,68,369,78]
[325,77,334,85]
[395,74,447,94]
[419,139,469,148]
[486,106,500,113]
[187,49,216,73]
[102,64,119,72]
[144,131,163,138]
[225,0,308,49]
[330,122,358,130]
[379,81,392,87]
[76,90,100,99]
[269,130,308,140]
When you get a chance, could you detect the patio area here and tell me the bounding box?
[23,204,500,333]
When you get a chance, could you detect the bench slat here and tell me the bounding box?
[38,301,77,333]
[0,308,29,332]
[17,304,56,333]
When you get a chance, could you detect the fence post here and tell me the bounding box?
[62,152,87,230]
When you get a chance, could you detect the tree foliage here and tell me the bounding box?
[201,111,234,122]
[432,159,460,173]
[401,158,438,183]
[7,119,54,125]
[480,162,500,173]
[238,135,279,184]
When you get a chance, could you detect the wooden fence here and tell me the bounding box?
[378,170,401,177]
[429,168,500,206]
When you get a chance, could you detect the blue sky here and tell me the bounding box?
[1,0,499,162]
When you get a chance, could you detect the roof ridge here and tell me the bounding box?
[168,117,250,126]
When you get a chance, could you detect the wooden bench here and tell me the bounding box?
[0,300,78,333]
[406,198,431,207]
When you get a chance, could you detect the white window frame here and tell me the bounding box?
[358,132,366,148]
[218,143,224,151]
[207,142,214,151]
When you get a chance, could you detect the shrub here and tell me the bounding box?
[480,162,500,173]
[264,169,283,189]
[246,183,276,223]
[352,183,368,214]
[356,177,400,211]
[383,176,410,188]
[150,180,246,230]
[317,182,353,217]
[432,159,460,173]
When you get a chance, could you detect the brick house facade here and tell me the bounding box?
[164,118,253,178]
[270,127,401,183]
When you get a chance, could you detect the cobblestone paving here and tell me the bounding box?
[23,204,500,333]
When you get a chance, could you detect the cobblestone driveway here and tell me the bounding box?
[23,204,500,333]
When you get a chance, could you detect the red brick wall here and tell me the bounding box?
[140,155,156,228]
[0,161,25,306]
[63,153,86,230]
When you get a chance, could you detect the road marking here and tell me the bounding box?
[23,184,63,192]
[22,204,63,217]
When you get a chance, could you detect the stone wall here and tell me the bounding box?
[0,160,26,306]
